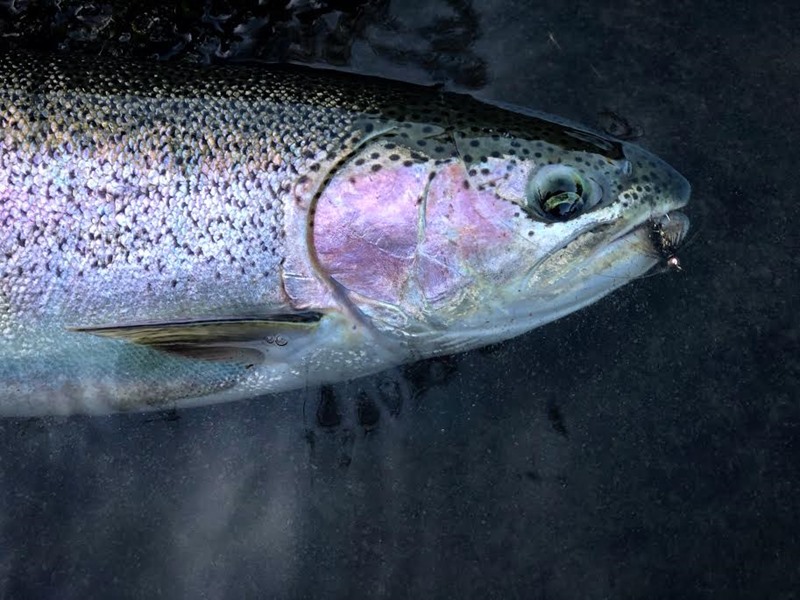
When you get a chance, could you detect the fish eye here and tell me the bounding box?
[527,165,600,221]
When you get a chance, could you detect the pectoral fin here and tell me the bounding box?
[69,312,323,365]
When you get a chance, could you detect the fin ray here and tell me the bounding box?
[68,312,323,363]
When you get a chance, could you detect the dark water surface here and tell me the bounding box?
[1,1,797,598]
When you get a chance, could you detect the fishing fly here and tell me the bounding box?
[648,216,685,272]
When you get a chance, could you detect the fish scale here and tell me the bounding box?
[1,52,353,325]
[0,49,690,415]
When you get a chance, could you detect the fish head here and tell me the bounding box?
[312,103,691,356]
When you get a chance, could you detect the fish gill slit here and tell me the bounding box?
[303,123,400,332]
[410,169,433,295]
[417,173,431,246]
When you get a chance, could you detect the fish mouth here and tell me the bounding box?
[610,209,690,249]
[531,207,690,279]
[569,209,689,291]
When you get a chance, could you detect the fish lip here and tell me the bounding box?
[608,209,690,247]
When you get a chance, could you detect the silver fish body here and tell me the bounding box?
[0,51,690,415]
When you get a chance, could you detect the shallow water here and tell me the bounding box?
[1,1,798,598]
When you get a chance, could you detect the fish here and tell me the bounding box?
[0,49,691,415]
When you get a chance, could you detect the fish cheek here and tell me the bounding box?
[311,158,429,308]
[311,156,522,326]
[419,163,524,308]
